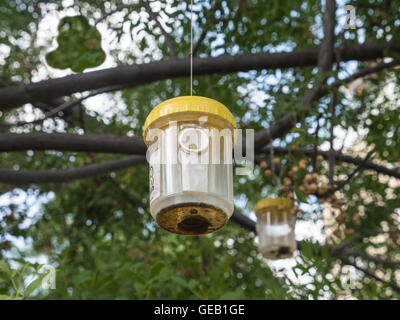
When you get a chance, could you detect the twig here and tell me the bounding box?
[257,146,399,179]
[328,92,337,185]
[321,147,376,198]
[96,3,139,25]
[312,114,322,172]
[145,1,177,58]
[347,260,400,293]
[0,85,127,129]
[192,28,207,57]
[191,0,217,57]
[357,251,400,268]
[252,57,400,151]
[334,58,400,88]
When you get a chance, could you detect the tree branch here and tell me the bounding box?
[328,93,337,185]
[144,1,177,58]
[191,0,217,57]
[320,147,377,198]
[357,252,400,268]
[319,0,336,178]
[96,3,140,25]
[192,28,207,57]
[326,0,339,184]
[258,146,400,179]
[0,155,147,184]
[335,58,400,86]
[0,85,125,129]
[231,208,256,232]
[254,113,297,150]
[1,133,398,179]
[253,58,400,156]
[318,0,336,72]
[254,0,337,151]
[342,257,400,293]
[0,133,147,155]
[0,42,395,110]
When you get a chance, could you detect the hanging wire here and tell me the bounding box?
[269,132,275,178]
[267,128,280,188]
[190,0,193,96]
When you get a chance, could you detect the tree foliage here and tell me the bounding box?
[0,0,399,300]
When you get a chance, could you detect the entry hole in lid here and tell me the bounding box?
[179,127,209,153]
[178,216,209,233]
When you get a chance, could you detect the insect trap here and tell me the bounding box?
[255,198,297,259]
[143,96,237,235]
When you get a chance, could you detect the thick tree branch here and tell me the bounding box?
[0,42,396,110]
[0,133,147,155]
[323,0,337,186]
[0,156,146,184]
[231,208,256,232]
[1,133,398,179]
[318,0,336,72]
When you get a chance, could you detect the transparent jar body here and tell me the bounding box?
[256,208,296,259]
[145,112,235,235]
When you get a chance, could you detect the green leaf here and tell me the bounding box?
[295,187,307,203]
[0,261,11,276]
[0,294,23,300]
[219,288,243,300]
[45,15,105,72]
[23,272,48,298]
[149,261,166,278]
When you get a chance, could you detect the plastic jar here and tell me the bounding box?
[255,198,297,259]
[143,96,237,235]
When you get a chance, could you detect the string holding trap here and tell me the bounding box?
[143,1,237,235]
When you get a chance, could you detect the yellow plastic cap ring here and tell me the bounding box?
[254,197,292,213]
[143,96,237,139]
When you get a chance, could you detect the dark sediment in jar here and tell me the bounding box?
[156,202,228,235]
[260,245,294,260]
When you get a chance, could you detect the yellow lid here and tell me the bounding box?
[143,96,237,139]
[254,197,292,213]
